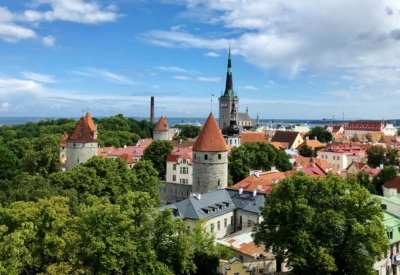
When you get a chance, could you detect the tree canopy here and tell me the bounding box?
[228,142,292,184]
[305,126,333,143]
[172,125,201,139]
[253,172,388,275]
[142,140,173,180]
[366,146,386,168]
[298,144,313,157]
[371,165,398,195]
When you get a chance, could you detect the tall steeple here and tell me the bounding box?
[223,46,234,97]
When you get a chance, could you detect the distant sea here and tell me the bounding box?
[0,117,399,128]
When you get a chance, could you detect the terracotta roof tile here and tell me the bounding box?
[120,153,135,164]
[98,146,116,158]
[169,140,196,148]
[345,121,384,131]
[346,161,368,171]
[84,112,96,132]
[231,170,287,193]
[66,117,97,143]
[383,176,400,193]
[109,146,146,157]
[154,116,169,131]
[296,139,324,151]
[166,148,193,162]
[60,132,68,147]
[241,132,268,144]
[136,138,153,147]
[193,113,228,152]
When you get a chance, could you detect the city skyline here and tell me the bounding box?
[1,0,400,119]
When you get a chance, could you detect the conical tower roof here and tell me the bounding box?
[154,116,169,131]
[193,113,228,152]
[66,117,97,142]
[84,112,96,132]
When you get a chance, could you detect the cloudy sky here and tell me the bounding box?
[1,0,400,119]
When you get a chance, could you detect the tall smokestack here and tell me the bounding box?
[150,96,155,123]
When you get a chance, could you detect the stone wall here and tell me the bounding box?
[219,97,238,129]
[153,130,169,141]
[65,141,98,171]
[158,182,192,205]
[192,151,228,194]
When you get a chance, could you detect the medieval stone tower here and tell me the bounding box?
[65,112,98,171]
[219,47,239,129]
[192,113,229,194]
[153,116,170,141]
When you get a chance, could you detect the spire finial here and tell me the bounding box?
[228,44,231,59]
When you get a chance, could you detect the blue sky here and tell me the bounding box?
[1,0,400,119]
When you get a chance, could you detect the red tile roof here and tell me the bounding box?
[345,161,368,171]
[154,116,169,131]
[120,153,135,164]
[84,112,96,132]
[66,117,97,143]
[109,146,146,157]
[296,139,324,151]
[284,163,327,178]
[230,170,287,193]
[345,121,384,131]
[364,167,380,177]
[383,176,400,193]
[98,146,116,158]
[169,140,196,148]
[136,138,153,147]
[241,132,268,144]
[60,132,68,147]
[293,155,332,170]
[166,148,193,162]
[193,113,228,152]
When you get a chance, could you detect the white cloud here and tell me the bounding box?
[156,66,188,73]
[205,52,220,57]
[42,35,55,46]
[1,102,10,108]
[0,1,121,44]
[171,24,185,31]
[21,71,57,83]
[0,22,36,42]
[72,68,137,85]
[173,75,190,80]
[243,85,257,90]
[143,0,400,79]
[196,76,221,82]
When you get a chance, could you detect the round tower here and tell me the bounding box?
[192,113,229,194]
[153,116,170,141]
[65,113,98,171]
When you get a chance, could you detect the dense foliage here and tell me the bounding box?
[253,172,388,275]
[0,117,225,275]
[305,126,333,143]
[143,140,174,180]
[228,142,292,184]
[172,124,201,139]
[298,144,313,157]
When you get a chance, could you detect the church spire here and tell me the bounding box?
[223,46,234,97]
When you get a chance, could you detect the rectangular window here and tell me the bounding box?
[333,156,336,160]
[337,156,340,160]
[218,154,221,160]
[173,164,176,171]
[180,167,187,174]
[217,221,220,231]
[204,154,208,160]
[231,216,234,225]
[224,218,227,228]
[210,223,214,233]
[173,175,176,181]
[321,155,324,159]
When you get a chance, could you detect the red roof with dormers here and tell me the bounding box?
[166,147,193,162]
[230,170,287,193]
[154,116,169,131]
[66,116,97,143]
[120,153,136,164]
[193,113,228,152]
[345,121,384,131]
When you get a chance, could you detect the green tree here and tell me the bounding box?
[131,160,161,206]
[366,146,385,168]
[372,165,398,195]
[306,126,333,143]
[385,148,399,166]
[172,125,201,139]
[143,140,173,180]
[6,137,33,159]
[298,144,313,157]
[0,144,19,180]
[356,170,376,194]
[228,142,292,184]
[253,172,389,275]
